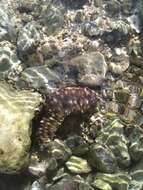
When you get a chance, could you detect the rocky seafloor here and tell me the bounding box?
[0,0,143,189]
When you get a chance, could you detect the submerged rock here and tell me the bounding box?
[29,160,50,177]
[15,64,65,94]
[105,0,122,16]
[46,177,76,190]
[66,156,91,174]
[139,0,143,24]
[92,173,130,190]
[39,3,64,35]
[61,0,88,9]
[128,36,143,68]
[109,48,130,75]
[128,126,143,162]
[17,21,42,60]
[70,52,107,87]
[129,180,143,190]
[0,82,43,174]
[28,153,57,177]
[106,0,132,16]
[106,134,130,168]
[0,0,141,188]
[66,135,89,156]
[82,16,115,38]
[46,175,94,190]
[46,139,72,164]
[130,163,143,190]
[114,89,130,104]
[0,4,16,42]
[16,0,39,13]
[88,143,118,173]
[91,119,131,169]
[31,181,45,190]
[127,93,141,109]
[0,41,22,81]
[102,20,131,45]
[82,17,131,45]
[92,178,112,190]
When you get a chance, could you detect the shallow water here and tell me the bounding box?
[0,0,143,190]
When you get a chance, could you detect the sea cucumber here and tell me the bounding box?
[37,86,98,147]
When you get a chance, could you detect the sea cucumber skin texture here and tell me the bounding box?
[37,87,97,146]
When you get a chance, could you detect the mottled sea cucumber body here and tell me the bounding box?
[37,87,97,147]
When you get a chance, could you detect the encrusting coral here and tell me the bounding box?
[0,81,43,173]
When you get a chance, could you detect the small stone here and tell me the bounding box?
[105,0,121,16]
[103,20,130,46]
[123,109,141,123]
[107,135,131,168]
[129,179,143,190]
[45,177,75,190]
[127,93,141,109]
[46,175,94,190]
[46,139,72,164]
[139,0,143,24]
[93,0,103,7]
[114,89,130,104]
[39,4,64,35]
[93,173,130,190]
[16,0,39,13]
[88,143,118,173]
[17,21,42,59]
[66,156,91,174]
[16,64,64,94]
[28,155,57,177]
[128,127,143,162]
[105,101,121,114]
[109,49,130,75]
[61,0,88,9]
[127,13,141,33]
[31,181,45,190]
[70,52,107,87]
[92,179,112,190]
[66,135,89,156]
[82,21,101,37]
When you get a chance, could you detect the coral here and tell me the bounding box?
[0,81,43,173]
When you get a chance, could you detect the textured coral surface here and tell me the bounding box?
[0,82,42,173]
